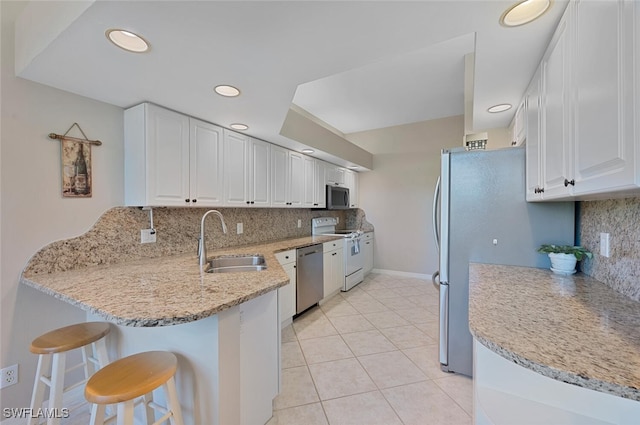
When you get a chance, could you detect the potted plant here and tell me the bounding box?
[537,244,593,275]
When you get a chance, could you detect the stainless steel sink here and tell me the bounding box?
[205,255,267,273]
[207,265,268,273]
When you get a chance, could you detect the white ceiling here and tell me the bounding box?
[15,0,567,166]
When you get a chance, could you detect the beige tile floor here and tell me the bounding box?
[3,273,472,425]
[267,272,473,425]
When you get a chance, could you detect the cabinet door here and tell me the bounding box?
[572,0,637,194]
[223,130,250,206]
[278,262,296,325]
[323,247,344,297]
[302,155,316,207]
[362,234,374,275]
[326,166,345,185]
[271,145,289,207]
[542,14,573,199]
[525,68,544,201]
[332,247,344,294]
[288,151,304,207]
[344,169,358,208]
[146,104,191,206]
[314,160,327,208]
[190,118,224,206]
[249,138,271,206]
[239,291,279,425]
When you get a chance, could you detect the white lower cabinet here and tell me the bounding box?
[323,241,344,299]
[239,291,279,425]
[474,339,640,425]
[275,249,296,326]
[362,232,374,275]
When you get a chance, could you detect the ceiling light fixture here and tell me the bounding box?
[301,149,315,154]
[105,29,149,53]
[347,166,359,170]
[230,123,249,131]
[214,85,241,97]
[487,103,513,113]
[500,0,552,27]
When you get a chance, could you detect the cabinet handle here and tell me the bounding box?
[185,199,190,203]
[246,201,250,204]
[251,201,255,204]
[314,203,318,206]
[332,252,337,256]
[192,199,197,203]
[564,178,575,187]
[285,256,289,259]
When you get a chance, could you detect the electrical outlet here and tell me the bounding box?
[1,364,18,389]
[297,219,302,228]
[600,233,610,257]
[140,229,156,244]
[237,223,243,234]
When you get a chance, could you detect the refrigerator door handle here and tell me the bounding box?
[431,271,439,291]
[432,176,440,251]
[439,151,450,284]
[439,282,449,366]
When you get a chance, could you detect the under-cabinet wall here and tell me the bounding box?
[579,197,640,301]
[23,207,374,275]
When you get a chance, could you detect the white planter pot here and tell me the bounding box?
[548,253,577,275]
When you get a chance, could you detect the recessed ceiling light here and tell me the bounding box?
[488,103,513,113]
[105,29,149,53]
[214,85,241,97]
[230,123,249,131]
[500,0,552,27]
[301,149,315,154]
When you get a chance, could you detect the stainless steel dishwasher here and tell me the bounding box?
[296,244,324,314]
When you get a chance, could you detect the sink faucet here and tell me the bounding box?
[198,210,228,267]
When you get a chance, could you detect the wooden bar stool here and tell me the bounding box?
[29,321,111,425]
[85,351,184,425]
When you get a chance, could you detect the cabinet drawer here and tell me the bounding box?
[323,240,342,253]
[275,249,296,265]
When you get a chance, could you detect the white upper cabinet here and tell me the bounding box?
[124,103,223,207]
[525,67,544,201]
[302,155,316,208]
[541,11,573,199]
[510,100,526,147]
[288,151,304,207]
[190,118,225,206]
[223,129,250,206]
[344,169,358,208]
[223,130,271,206]
[525,0,639,201]
[571,0,637,196]
[270,145,289,207]
[326,165,345,186]
[314,160,327,208]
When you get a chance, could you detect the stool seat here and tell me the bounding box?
[30,322,111,354]
[85,351,177,405]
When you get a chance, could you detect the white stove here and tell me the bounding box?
[312,217,364,291]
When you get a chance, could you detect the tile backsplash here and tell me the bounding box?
[24,207,373,275]
[579,197,640,301]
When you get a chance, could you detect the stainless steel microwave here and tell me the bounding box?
[326,185,350,210]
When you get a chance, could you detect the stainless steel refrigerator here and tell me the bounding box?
[432,147,575,377]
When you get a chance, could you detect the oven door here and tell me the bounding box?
[345,237,364,274]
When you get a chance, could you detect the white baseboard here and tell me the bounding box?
[370,268,432,280]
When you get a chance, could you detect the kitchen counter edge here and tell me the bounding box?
[20,235,342,327]
[468,263,640,402]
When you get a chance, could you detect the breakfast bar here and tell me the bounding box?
[20,235,340,425]
[468,263,640,424]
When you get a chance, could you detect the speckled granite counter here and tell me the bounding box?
[20,235,339,327]
[469,263,640,402]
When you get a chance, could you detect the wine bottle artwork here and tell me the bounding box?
[62,140,92,197]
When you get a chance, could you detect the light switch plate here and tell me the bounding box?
[237,223,243,234]
[600,233,610,257]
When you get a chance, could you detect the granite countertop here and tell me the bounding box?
[469,263,640,401]
[20,235,340,327]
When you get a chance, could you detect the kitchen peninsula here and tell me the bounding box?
[19,205,354,425]
[469,263,640,424]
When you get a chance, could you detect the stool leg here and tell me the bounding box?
[81,345,92,379]
[142,392,155,425]
[46,352,66,425]
[89,403,106,425]
[163,377,184,425]
[94,338,110,369]
[28,354,51,425]
[117,400,135,425]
